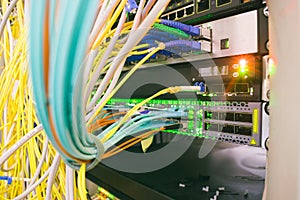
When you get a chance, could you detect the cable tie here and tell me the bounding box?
[86,134,105,171]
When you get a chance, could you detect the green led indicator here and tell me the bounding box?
[268,58,276,75]
[269,65,275,75]
[188,121,194,129]
[221,38,230,50]
[206,123,211,129]
[240,67,248,74]
[225,40,230,48]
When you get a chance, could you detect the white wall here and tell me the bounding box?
[268,1,300,199]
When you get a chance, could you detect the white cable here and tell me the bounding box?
[89,0,110,40]
[130,0,146,33]
[3,102,8,200]
[66,165,74,200]
[2,104,17,172]
[3,102,8,146]
[14,168,49,200]
[13,154,60,200]
[6,121,16,145]
[83,49,98,103]
[0,124,43,167]
[86,58,124,121]
[117,0,146,47]
[12,177,31,182]
[86,9,127,108]
[65,165,70,200]
[23,0,30,27]
[86,0,170,121]
[118,0,146,45]
[89,0,119,46]
[142,0,157,20]
[179,86,201,92]
[5,16,14,60]
[25,152,29,175]
[86,9,127,110]
[45,155,61,200]
[0,0,19,38]
[28,138,49,187]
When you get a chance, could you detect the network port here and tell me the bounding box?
[204,123,218,132]
[161,15,168,20]
[177,9,184,18]
[186,6,194,15]
[197,0,210,13]
[235,126,252,136]
[204,111,218,120]
[219,112,234,121]
[169,12,176,20]
[235,113,252,123]
[205,123,252,136]
[221,124,235,133]
[216,0,231,7]
[234,83,249,93]
[205,111,252,123]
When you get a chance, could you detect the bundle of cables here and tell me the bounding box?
[0,0,205,199]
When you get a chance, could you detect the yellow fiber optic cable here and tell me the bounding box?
[102,127,164,159]
[0,0,71,197]
[104,21,134,39]
[78,164,88,200]
[92,1,127,50]
[0,0,173,198]
[88,45,164,125]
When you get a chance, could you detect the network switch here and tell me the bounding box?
[106,98,262,147]
[162,0,264,24]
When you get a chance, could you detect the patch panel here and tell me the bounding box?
[106,98,262,146]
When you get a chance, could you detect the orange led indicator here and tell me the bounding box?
[239,59,247,67]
